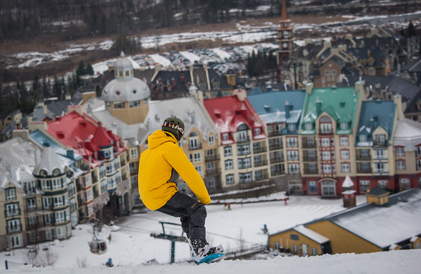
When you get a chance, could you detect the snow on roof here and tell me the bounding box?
[294,225,329,244]
[393,118,421,150]
[332,189,421,248]
[342,175,354,188]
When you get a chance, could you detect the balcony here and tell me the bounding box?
[356,155,371,161]
[121,160,126,167]
[357,167,372,174]
[7,224,22,234]
[130,169,139,176]
[287,157,299,161]
[253,147,267,154]
[92,175,98,184]
[237,137,250,144]
[303,156,318,162]
[254,160,268,167]
[303,169,319,175]
[268,131,282,137]
[205,155,220,162]
[5,208,20,217]
[269,144,283,150]
[270,157,284,164]
[373,140,388,147]
[238,165,252,170]
[189,144,203,150]
[206,168,221,175]
[26,222,41,230]
[319,130,333,135]
[271,170,285,176]
[255,174,269,181]
[238,151,252,156]
[302,143,317,149]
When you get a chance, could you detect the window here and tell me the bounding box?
[286,137,298,148]
[341,150,349,160]
[342,163,350,173]
[305,123,312,130]
[130,148,137,159]
[225,160,233,170]
[114,102,125,109]
[208,136,215,146]
[27,198,36,210]
[340,136,348,146]
[396,160,405,170]
[359,135,367,142]
[222,133,229,140]
[287,151,299,161]
[99,166,106,178]
[360,149,370,158]
[129,100,140,108]
[237,144,250,156]
[321,138,330,147]
[238,130,248,142]
[189,152,201,162]
[239,172,253,184]
[189,134,200,149]
[292,245,299,255]
[9,234,22,248]
[55,211,65,223]
[288,124,296,132]
[226,174,234,185]
[53,196,63,207]
[86,189,93,201]
[306,137,315,145]
[400,178,410,191]
[374,162,387,173]
[44,213,53,225]
[100,179,107,193]
[195,166,202,175]
[5,188,16,201]
[325,70,330,76]
[360,180,370,193]
[311,247,318,256]
[417,146,421,157]
[129,162,137,170]
[395,147,404,157]
[322,151,330,160]
[308,181,317,194]
[374,150,387,160]
[340,122,348,130]
[224,146,232,157]
[254,128,260,135]
[23,181,36,195]
[321,181,336,196]
[375,134,386,146]
[238,158,252,169]
[207,162,215,172]
[288,164,299,174]
[5,203,19,217]
[323,165,332,173]
[378,180,388,189]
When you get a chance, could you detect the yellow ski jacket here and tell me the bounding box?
[138,130,211,210]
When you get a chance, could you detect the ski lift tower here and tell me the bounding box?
[150,221,188,264]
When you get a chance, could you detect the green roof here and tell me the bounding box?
[299,87,360,135]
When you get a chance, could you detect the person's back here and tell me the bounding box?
[138,117,223,263]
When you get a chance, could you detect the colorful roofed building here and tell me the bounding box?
[204,90,268,189]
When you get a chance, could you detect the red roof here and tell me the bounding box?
[46,112,125,167]
[204,94,266,143]
[91,122,112,147]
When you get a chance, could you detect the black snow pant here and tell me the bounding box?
[157,192,208,251]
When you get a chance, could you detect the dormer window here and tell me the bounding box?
[340,122,348,130]
[238,124,249,142]
[305,123,312,130]
[288,124,296,132]
[320,116,332,134]
[359,135,367,142]
[222,133,229,140]
[254,128,260,135]
[53,168,60,176]
[212,82,220,89]
[40,170,47,177]
[375,134,386,146]
[104,149,111,158]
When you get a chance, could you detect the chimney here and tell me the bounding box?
[34,149,41,169]
[66,148,74,159]
[369,116,375,131]
[43,104,48,115]
[29,121,48,132]
[68,105,84,116]
[306,83,313,95]
[316,97,322,116]
[394,94,405,120]
[10,166,19,182]
[233,89,246,101]
[285,100,291,118]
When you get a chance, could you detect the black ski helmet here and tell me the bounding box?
[162,116,185,141]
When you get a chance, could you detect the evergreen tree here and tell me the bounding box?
[86,63,94,75]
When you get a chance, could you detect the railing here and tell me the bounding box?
[254,174,269,181]
[189,144,202,150]
[253,147,267,154]
[268,131,283,137]
[356,155,371,161]
[357,167,372,173]
[206,168,221,175]
[122,174,128,181]
[92,176,98,184]
[303,156,318,162]
[121,160,126,167]
[254,160,268,167]
[286,143,298,148]
[205,155,220,162]
[130,169,138,176]
[26,222,41,230]
[303,169,319,175]
[269,144,283,150]
[237,151,252,156]
[287,156,299,161]
[270,171,285,176]
[7,224,22,234]
[270,157,284,164]
[5,208,20,217]
[237,137,250,144]
[302,143,317,148]
[373,140,388,147]
[238,165,252,170]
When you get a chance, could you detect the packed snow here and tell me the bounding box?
[2,193,421,273]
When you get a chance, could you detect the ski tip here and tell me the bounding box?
[196,253,226,265]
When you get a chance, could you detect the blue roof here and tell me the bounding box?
[30,129,83,161]
[356,100,396,146]
[248,90,307,130]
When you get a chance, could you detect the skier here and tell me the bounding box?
[138,117,223,263]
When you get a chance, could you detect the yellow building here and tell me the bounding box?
[268,188,421,256]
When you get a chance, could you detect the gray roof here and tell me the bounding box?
[33,145,67,177]
[393,118,421,151]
